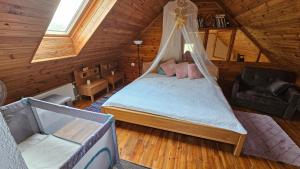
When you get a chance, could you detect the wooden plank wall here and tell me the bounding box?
[221,0,300,73]
[0,0,168,103]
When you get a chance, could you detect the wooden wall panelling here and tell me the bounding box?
[256,50,262,63]
[225,28,236,61]
[203,29,210,49]
[32,37,76,62]
[230,29,261,62]
[215,0,279,63]
[0,0,169,103]
[72,0,117,53]
[220,0,300,73]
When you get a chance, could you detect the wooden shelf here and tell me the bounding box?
[198,27,238,31]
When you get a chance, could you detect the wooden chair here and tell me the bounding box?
[74,67,109,102]
[100,63,125,90]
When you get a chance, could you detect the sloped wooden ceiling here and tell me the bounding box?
[219,0,300,73]
[0,0,169,103]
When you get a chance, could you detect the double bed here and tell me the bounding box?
[102,73,247,156]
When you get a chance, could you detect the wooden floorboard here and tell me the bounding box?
[75,95,300,169]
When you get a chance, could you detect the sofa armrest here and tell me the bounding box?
[231,76,242,101]
[283,87,300,119]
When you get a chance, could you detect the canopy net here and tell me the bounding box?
[141,0,232,111]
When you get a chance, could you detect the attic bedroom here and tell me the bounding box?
[0,0,299,169]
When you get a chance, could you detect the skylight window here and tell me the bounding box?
[47,0,89,35]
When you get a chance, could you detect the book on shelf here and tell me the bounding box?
[197,16,205,28]
[215,14,227,28]
[197,14,233,29]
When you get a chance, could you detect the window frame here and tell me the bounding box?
[31,0,118,63]
[45,0,90,36]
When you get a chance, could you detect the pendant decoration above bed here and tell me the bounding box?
[139,0,234,112]
[175,0,187,29]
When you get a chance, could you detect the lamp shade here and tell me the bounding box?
[133,40,143,45]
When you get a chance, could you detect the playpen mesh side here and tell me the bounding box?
[1,98,120,169]
[0,110,28,169]
[0,100,40,144]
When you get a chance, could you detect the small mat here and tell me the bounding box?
[84,87,123,112]
[235,111,300,167]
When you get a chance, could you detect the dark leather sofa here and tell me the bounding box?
[231,67,300,119]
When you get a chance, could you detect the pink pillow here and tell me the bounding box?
[160,59,176,76]
[175,62,188,79]
[188,64,204,79]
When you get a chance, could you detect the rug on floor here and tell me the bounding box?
[84,86,123,112]
[114,160,149,169]
[84,89,300,167]
[235,111,300,167]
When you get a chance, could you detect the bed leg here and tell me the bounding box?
[233,134,246,156]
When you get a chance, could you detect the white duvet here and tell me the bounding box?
[102,74,247,134]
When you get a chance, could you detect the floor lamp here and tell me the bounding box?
[133,40,143,76]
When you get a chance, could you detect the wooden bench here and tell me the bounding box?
[74,67,109,102]
[77,79,108,102]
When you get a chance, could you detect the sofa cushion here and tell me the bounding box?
[235,90,289,117]
[157,67,166,75]
[175,62,189,79]
[188,63,204,79]
[236,90,287,106]
[253,86,269,93]
[268,81,293,96]
[241,67,296,87]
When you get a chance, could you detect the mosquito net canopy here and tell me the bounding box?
[141,0,232,110]
[142,0,218,83]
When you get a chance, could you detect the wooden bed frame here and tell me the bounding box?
[102,106,246,156]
